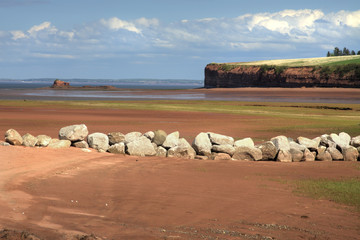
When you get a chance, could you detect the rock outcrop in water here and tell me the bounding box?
[51,79,70,88]
[49,79,117,90]
[204,64,360,88]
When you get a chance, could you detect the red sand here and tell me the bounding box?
[0,88,360,239]
[0,146,359,239]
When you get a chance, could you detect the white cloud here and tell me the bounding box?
[100,17,141,34]
[10,30,28,40]
[28,21,57,35]
[247,9,324,36]
[345,10,360,27]
[32,53,75,59]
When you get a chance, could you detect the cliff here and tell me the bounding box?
[204,64,360,88]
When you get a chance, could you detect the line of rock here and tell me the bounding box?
[2,124,360,162]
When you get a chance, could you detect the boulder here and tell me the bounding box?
[192,132,212,156]
[22,133,37,147]
[290,148,304,162]
[48,139,71,149]
[297,137,318,151]
[155,146,167,157]
[162,131,180,149]
[153,130,167,146]
[168,146,196,159]
[168,138,196,159]
[208,132,234,146]
[108,132,125,145]
[232,146,262,161]
[213,153,232,160]
[144,131,155,141]
[124,132,142,144]
[312,137,321,148]
[342,146,359,161]
[320,134,336,148]
[88,133,109,151]
[59,124,88,141]
[108,143,125,154]
[339,132,351,145]
[257,141,277,161]
[234,137,254,148]
[329,133,348,149]
[327,147,344,161]
[211,144,235,156]
[350,136,360,148]
[0,141,10,146]
[126,136,156,156]
[317,146,327,155]
[316,151,332,161]
[289,141,307,152]
[271,136,290,151]
[72,140,89,149]
[5,129,23,145]
[303,149,315,162]
[36,135,52,147]
[276,150,292,162]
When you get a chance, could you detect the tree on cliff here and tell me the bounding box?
[327,47,360,57]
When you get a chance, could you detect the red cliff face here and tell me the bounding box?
[204,64,360,88]
[51,79,70,88]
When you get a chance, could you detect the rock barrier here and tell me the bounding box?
[2,125,360,162]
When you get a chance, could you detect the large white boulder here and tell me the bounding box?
[271,136,290,151]
[192,132,212,156]
[126,136,156,156]
[208,132,234,146]
[59,124,88,141]
[5,129,23,146]
[162,131,180,149]
[88,133,109,151]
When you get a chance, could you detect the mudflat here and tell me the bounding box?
[0,88,360,239]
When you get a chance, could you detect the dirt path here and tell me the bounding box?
[0,146,359,239]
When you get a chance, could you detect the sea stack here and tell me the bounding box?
[51,79,70,88]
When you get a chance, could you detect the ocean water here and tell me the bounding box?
[0,79,203,89]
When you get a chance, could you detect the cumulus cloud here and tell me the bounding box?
[1,9,360,66]
[100,17,141,34]
[10,30,28,40]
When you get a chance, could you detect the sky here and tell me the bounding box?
[0,0,359,80]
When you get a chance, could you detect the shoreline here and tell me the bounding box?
[1,87,360,103]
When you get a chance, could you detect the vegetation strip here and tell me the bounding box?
[294,178,360,211]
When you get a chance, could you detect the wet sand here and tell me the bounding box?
[1,87,360,103]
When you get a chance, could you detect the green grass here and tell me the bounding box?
[215,55,360,67]
[211,55,360,78]
[294,178,360,211]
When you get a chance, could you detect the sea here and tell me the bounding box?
[0,78,203,90]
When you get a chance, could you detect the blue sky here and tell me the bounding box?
[0,0,359,80]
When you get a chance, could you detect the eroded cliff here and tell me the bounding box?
[204,64,360,88]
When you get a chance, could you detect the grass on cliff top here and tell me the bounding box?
[214,55,360,67]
